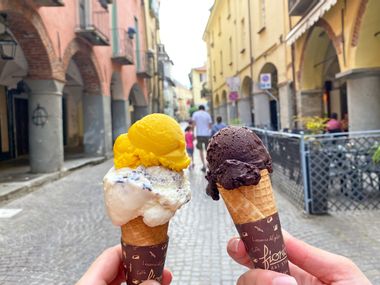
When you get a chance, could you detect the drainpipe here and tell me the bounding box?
[247,0,254,126]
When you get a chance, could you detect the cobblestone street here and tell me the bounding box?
[0,154,379,284]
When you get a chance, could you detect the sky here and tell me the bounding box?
[160,0,214,87]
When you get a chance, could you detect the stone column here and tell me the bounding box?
[26,79,64,173]
[112,99,129,141]
[338,70,380,131]
[278,82,294,130]
[132,106,149,123]
[219,104,228,124]
[253,92,270,128]
[83,92,112,157]
[238,97,252,126]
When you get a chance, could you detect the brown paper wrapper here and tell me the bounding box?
[235,213,290,274]
[121,239,168,285]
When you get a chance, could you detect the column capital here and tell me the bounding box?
[25,79,64,96]
[336,67,380,80]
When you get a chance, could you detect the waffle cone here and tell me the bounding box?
[218,169,277,224]
[121,216,169,246]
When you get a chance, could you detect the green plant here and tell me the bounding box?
[230,118,242,126]
[372,145,380,164]
[295,116,328,134]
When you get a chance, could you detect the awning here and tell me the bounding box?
[286,0,338,45]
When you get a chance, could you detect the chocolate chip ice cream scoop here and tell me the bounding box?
[206,127,272,200]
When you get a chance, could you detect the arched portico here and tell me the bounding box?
[63,39,112,157]
[238,76,253,126]
[129,83,148,123]
[299,24,346,127]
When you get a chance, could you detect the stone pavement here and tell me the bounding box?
[0,155,379,284]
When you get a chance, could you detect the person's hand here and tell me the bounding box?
[76,245,172,285]
[227,231,372,285]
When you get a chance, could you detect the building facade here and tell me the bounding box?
[203,0,293,129]
[0,0,161,172]
[174,80,192,122]
[288,0,380,131]
[205,0,380,132]
[188,66,208,109]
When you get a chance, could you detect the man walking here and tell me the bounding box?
[191,105,212,172]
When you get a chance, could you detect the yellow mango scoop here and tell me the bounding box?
[113,113,191,172]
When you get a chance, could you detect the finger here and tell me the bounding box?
[283,231,357,281]
[226,237,253,268]
[161,269,173,285]
[76,245,123,285]
[237,269,297,285]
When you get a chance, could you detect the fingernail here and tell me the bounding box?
[272,276,297,285]
[230,238,240,253]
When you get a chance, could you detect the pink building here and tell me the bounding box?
[0,0,157,173]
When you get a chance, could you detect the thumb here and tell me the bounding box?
[237,269,297,285]
[140,281,160,285]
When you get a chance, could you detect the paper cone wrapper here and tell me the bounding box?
[218,169,290,274]
[120,216,169,285]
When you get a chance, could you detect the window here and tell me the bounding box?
[213,60,216,82]
[227,0,231,19]
[218,16,222,36]
[258,0,266,32]
[241,18,246,53]
[219,50,223,75]
[229,37,233,66]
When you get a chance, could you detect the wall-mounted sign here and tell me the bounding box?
[260,73,272,90]
[226,77,240,101]
[32,104,48,127]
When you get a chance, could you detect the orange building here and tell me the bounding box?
[0,0,160,173]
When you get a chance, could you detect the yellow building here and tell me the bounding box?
[174,81,193,121]
[189,66,208,108]
[143,0,162,113]
[203,0,293,129]
[288,0,380,131]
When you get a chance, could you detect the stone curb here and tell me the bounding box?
[0,156,107,204]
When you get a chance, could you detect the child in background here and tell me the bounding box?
[185,126,195,168]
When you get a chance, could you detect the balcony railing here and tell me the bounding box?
[112,29,134,65]
[288,0,318,16]
[136,51,154,78]
[34,0,64,6]
[76,0,110,46]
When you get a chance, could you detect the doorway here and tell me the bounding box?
[14,98,29,156]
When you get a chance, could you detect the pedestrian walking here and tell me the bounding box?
[326,113,342,133]
[211,116,227,136]
[184,126,195,168]
[191,105,212,172]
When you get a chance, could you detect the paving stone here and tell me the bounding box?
[0,154,379,284]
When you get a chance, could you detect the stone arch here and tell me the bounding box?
[351,0,369,48]
[0,2,63,81]
[219,90,228,123]
[129,83,148,123]
[298,23,346,119]
[241,76,252,98]
[257,63,279,130]
[63,39,103,94]
[111,72,128,140]
[353,0,380,68]
[239,76,253,126]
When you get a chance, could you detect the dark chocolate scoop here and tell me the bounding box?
[205,127,272,200]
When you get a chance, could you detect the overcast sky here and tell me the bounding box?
[160,0,214,87]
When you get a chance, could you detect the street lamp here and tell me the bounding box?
[0,31,17,60]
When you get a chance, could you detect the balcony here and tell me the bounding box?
[112,29,134,65]
[136,51,154,78]
[34,0,64,6]
[288,0,319,16]
[75,0,110,46]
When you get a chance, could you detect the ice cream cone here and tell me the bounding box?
[218,169,289,274]
[120,217,169,285]
[218,169,277,224]
[121,216,169,246]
